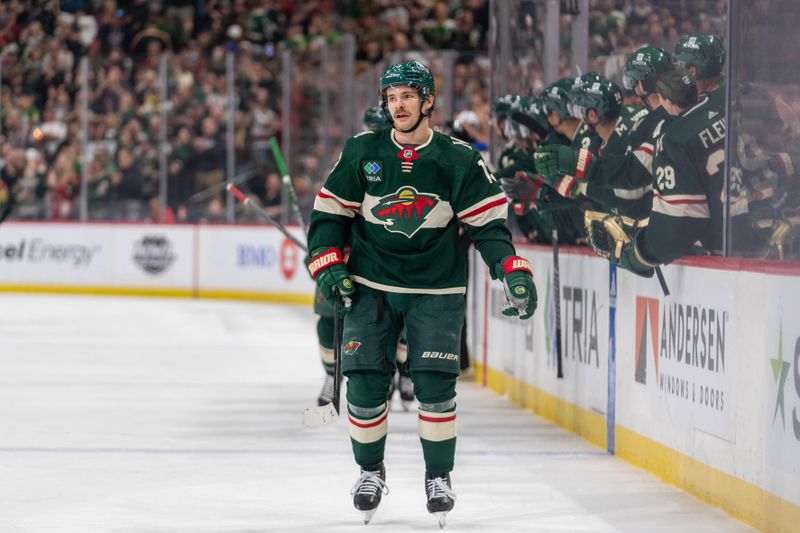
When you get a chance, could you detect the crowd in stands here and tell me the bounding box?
[0,0,491,223]
[1,0,797,261]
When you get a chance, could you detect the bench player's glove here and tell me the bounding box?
[494,255,538,320]
[500,170,545,202]
[584,212,655,277]
[534,145,595,199]
[306,247,355,313]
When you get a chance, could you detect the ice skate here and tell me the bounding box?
[425,471,456,529]
[351,462,388,524]
[317,374,334,406]
[398,374,414,411]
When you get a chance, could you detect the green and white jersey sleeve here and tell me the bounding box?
[308,129,515,294]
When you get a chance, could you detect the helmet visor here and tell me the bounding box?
[567,101,587,119]
[622,72,637,91]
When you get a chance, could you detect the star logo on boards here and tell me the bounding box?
[771,323,792,427]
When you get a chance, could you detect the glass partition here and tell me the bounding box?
[727,0,800,261]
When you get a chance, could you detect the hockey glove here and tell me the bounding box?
[535,145,597,182]
[768,152,798,184]
[534,145,595,198]
[585,212,655,278]
[494,255,538,320]
[500,170,545,202]
[306,247,356,313]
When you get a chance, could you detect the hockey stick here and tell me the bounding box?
[187,164,255,204]
[654,267,670,297]
[303,294,343,426]
[269,137,307,230]
[226,183,308,251]
[552,228,564,379]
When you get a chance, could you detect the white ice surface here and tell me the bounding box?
[0,294,756,533]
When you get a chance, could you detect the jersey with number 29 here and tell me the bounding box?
[308,128,515,294]
[645,87,747,261]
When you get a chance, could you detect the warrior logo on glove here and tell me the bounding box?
[494,255,538,320]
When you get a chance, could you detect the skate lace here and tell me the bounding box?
[427,477,457,502]
[351,470,389,497]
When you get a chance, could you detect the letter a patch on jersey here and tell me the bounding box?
[371,186,440,238]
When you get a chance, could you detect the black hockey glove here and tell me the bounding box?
[500,170,545,202]
[306,247,355,313]
[494,255,538,320]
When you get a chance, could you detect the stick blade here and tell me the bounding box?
[303,402,339,427]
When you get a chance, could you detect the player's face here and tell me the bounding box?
[385,86,428,128]
[659,95,681,116]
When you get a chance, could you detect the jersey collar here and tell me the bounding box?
[682,94,710,118]
[391,128,434,151]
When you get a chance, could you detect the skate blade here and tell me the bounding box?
[302,402,339,426]
[360,508,378,525]
[433,511,448,529]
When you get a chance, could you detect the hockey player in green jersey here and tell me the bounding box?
[501,78,601,244]
[593,66,749,275]
[533,74,651,219]
[673,32,726,107]
[491,94,550,241]
[305,61,538,527]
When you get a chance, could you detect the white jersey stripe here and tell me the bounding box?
[457,193,508,226]
[653,193,710,219]
[352,276,466,295]
[314,195,358,218]
[314,187,361,218]
[613,184,653,200]
[634,145,654,173]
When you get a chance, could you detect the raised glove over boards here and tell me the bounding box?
[535,145,596,198]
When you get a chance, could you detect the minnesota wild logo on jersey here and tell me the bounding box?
[371,186,440,238]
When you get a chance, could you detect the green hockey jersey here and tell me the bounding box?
[308,128,515,294]
[640,92,749,262]
[585,107,673,219]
